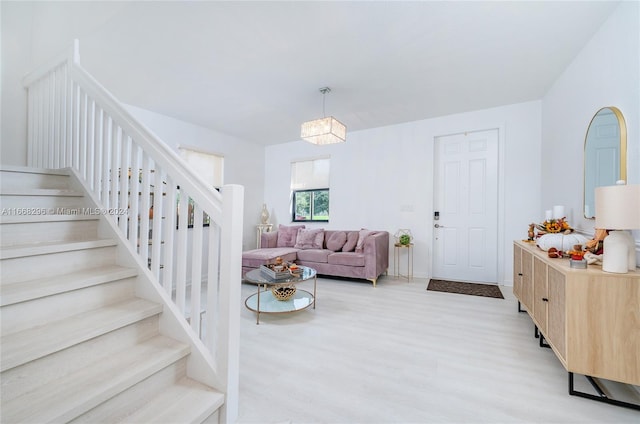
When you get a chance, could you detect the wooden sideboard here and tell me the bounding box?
[513,240,640,386]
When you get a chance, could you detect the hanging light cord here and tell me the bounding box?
[319,87,331,118]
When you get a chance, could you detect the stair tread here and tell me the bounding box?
[122,377,224,423]
[1,264,138,306]
[1,297,163,372]
[0,213,99,224]
[0,188,83,196]
[1,335,191,424]
[0,238,117,259]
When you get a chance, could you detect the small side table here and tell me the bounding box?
[256,224,273,248]
[394,243,414,281]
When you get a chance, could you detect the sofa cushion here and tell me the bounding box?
[328,252,365,267]
[276,224,305,247]
[242,247,299,268]
[355,229,373,253]
[262,231,278,248]
[294,228,324,249]
[326,231,347,251]
[296,249,332,263]
[342,231,359,252]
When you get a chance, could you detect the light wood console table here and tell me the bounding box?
[513,240,640,410]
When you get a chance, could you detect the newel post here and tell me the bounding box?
[217,183,244,423]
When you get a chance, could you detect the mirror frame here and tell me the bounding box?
[583,106,627,219]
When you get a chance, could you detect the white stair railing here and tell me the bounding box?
[22,40,242,422]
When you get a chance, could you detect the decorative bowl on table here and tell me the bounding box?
[271,284,297,301]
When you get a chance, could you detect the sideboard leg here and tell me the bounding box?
[568,371,575,393]
[539,333,550,349]
[568,372,640,411]
[534,325,550,348]
[586,375,607,398]
[517,301,526,313]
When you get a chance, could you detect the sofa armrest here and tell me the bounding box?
[363,231,389,279]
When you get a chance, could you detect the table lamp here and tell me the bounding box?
[595,182,640,273]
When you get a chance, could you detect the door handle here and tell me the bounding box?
[434,224,445,228]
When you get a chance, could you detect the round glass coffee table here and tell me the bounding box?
[244,266,317,324]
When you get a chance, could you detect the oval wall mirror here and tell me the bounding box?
[583,107,627,219]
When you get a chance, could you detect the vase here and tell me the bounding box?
[260,203,270,224]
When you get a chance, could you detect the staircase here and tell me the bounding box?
[0,166,224,423]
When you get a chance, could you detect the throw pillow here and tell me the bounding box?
[326,231,347,251]
[294,228,324,249]
[355,229,373,253]
[276,224,305,247]
[262,231,278,248]
[342,231,359,252]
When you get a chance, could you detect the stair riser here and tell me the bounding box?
[202,411,220,423]
[2,278,137,335]
[1,316,160,403]
[0,194,88,211]
[0,171,71,190]
[71,358,188,423]
[1,266,139,307]
[1,246,117,284]
[0,219,100,246]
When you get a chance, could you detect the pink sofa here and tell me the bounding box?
[242,226,389,286]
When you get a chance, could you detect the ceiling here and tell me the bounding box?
[71,1,619,146]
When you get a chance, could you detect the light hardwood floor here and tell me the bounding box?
[237,276,639,423]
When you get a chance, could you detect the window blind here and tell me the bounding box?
[179,147,224,188]
[291,158,330,190]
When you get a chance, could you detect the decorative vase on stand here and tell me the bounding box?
[260,203,270,225]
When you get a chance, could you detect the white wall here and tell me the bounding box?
[1,1,32,164]
[125,105,265,251]
[0,1,130,165]
[264,101,542,283]
[542,1,640,259]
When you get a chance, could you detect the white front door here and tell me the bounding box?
[432,129,499,283]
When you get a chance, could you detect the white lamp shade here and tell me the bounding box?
[594,184,640,230]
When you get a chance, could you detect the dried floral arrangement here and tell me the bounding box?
[535,217,573,235]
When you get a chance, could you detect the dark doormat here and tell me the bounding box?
[427,279,504,299]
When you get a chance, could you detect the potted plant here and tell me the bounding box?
[395,229,412,245]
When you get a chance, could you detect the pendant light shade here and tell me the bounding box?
[301,116,346,145]
[301,87,346,145]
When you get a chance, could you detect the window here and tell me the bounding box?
[291,157,330,222]
[178,146,223,227]
[292,189,329,221]
[178,146,224,188]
